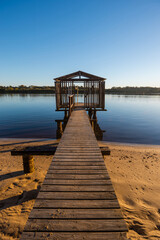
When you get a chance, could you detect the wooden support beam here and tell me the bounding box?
[23,154,34,173]
[55,119,67,123]
[11,146,110,157]
[20,110,127,239]
[69,95,74,117]
[11,146,58,156]
[100,147,110,156]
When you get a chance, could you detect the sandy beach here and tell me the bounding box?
[102,142,160,240]
[0,139,160,239]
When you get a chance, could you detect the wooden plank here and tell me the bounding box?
[20,109,127,239]
[45,174,110,179]
[55,151,101,154]
[37,191,117,200]
[55,153,102,156]
[40,185,114,192]
[54,155,103,158]
[57,147,100,149]
[34,199,119,208]
[11,146,109,156]
[55,152,101,155]
[59,143,97,145]
[43,179,112,185]
[21,232,127,240]
[61,139,96,141]
[29,208,123,219]
[55,150,101,153]
[51,161,105,166]
[52,158,104,161]
[47,170,107,174]
[59,144,98,146]
[24,219,127,231]
[49,166,106,170]
[59,139,96,142]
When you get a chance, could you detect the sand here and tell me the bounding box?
[0,139,58,240]
[102,142,160,240]
[0,139,160,239]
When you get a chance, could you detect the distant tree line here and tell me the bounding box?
[0,85,160,95]
[0,85,55,93]
[105,87,160,95]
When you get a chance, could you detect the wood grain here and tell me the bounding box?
[21,232,127,240]
[21,110,127,239]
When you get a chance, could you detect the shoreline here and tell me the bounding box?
[0,138,159,148]
[100,141,160,148]
[1,92,160,96]
[0,139,160,239]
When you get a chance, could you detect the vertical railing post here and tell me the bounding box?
[69,95,74,117]
[69,95,72,117]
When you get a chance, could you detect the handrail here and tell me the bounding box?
[69,95,74,117]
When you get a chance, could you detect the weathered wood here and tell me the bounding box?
[48,165,106,170]
[23,154,34,173]
[69,95,74,117]
[45,174,110,179]
[100,147,111,156]
[56,150,101,153]
[54,71,106,81]
[51,161,105,166]
[21,232,127,240]
[24,219,127,231]
[29,208,123,219]
[43,179,112,185]
[55,153,102,156]
[47,169,108,174]
[40,185,114,192]
[37,191,117,200]
[53,158,104,161]
[11,147,110,157]
[20,109,127,239]
[11,146,57,156]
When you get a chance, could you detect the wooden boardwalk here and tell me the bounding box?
[21,110,128,240]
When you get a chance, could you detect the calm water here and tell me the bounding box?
[0,94,160,145]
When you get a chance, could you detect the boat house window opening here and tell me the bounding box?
[54,71,106,111]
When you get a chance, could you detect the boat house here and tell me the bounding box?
[54,70,106,111]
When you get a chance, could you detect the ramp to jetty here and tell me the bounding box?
[21,110,128,240]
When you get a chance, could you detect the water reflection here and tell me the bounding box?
[55,109,104,141]
[0,94,160,144]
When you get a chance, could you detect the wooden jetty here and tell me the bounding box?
[21,109,128,240]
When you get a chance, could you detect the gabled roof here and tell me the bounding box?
[54,70,106,81]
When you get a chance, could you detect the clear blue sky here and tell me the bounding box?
[0,0,160,88]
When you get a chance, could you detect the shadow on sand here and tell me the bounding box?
[0,187,40,210]
[0,171,24,181]
[0,139,58,147]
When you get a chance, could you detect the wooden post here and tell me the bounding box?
[69,95,74,117]
[92,120,95,131]
[93,109,97,120]
[69,95,72,117]
[56,121,63,139]
[59,121,62,132]
[64,109,68,120]
[75,86,78,104]
[23,154,34,173]
[88,108,92,119]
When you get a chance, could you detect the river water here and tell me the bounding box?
[0,94,160,145]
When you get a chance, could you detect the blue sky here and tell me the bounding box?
[0,0,160,88]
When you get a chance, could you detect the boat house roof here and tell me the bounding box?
[54,70,106,81]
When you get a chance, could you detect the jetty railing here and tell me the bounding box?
[69,94,74,117]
